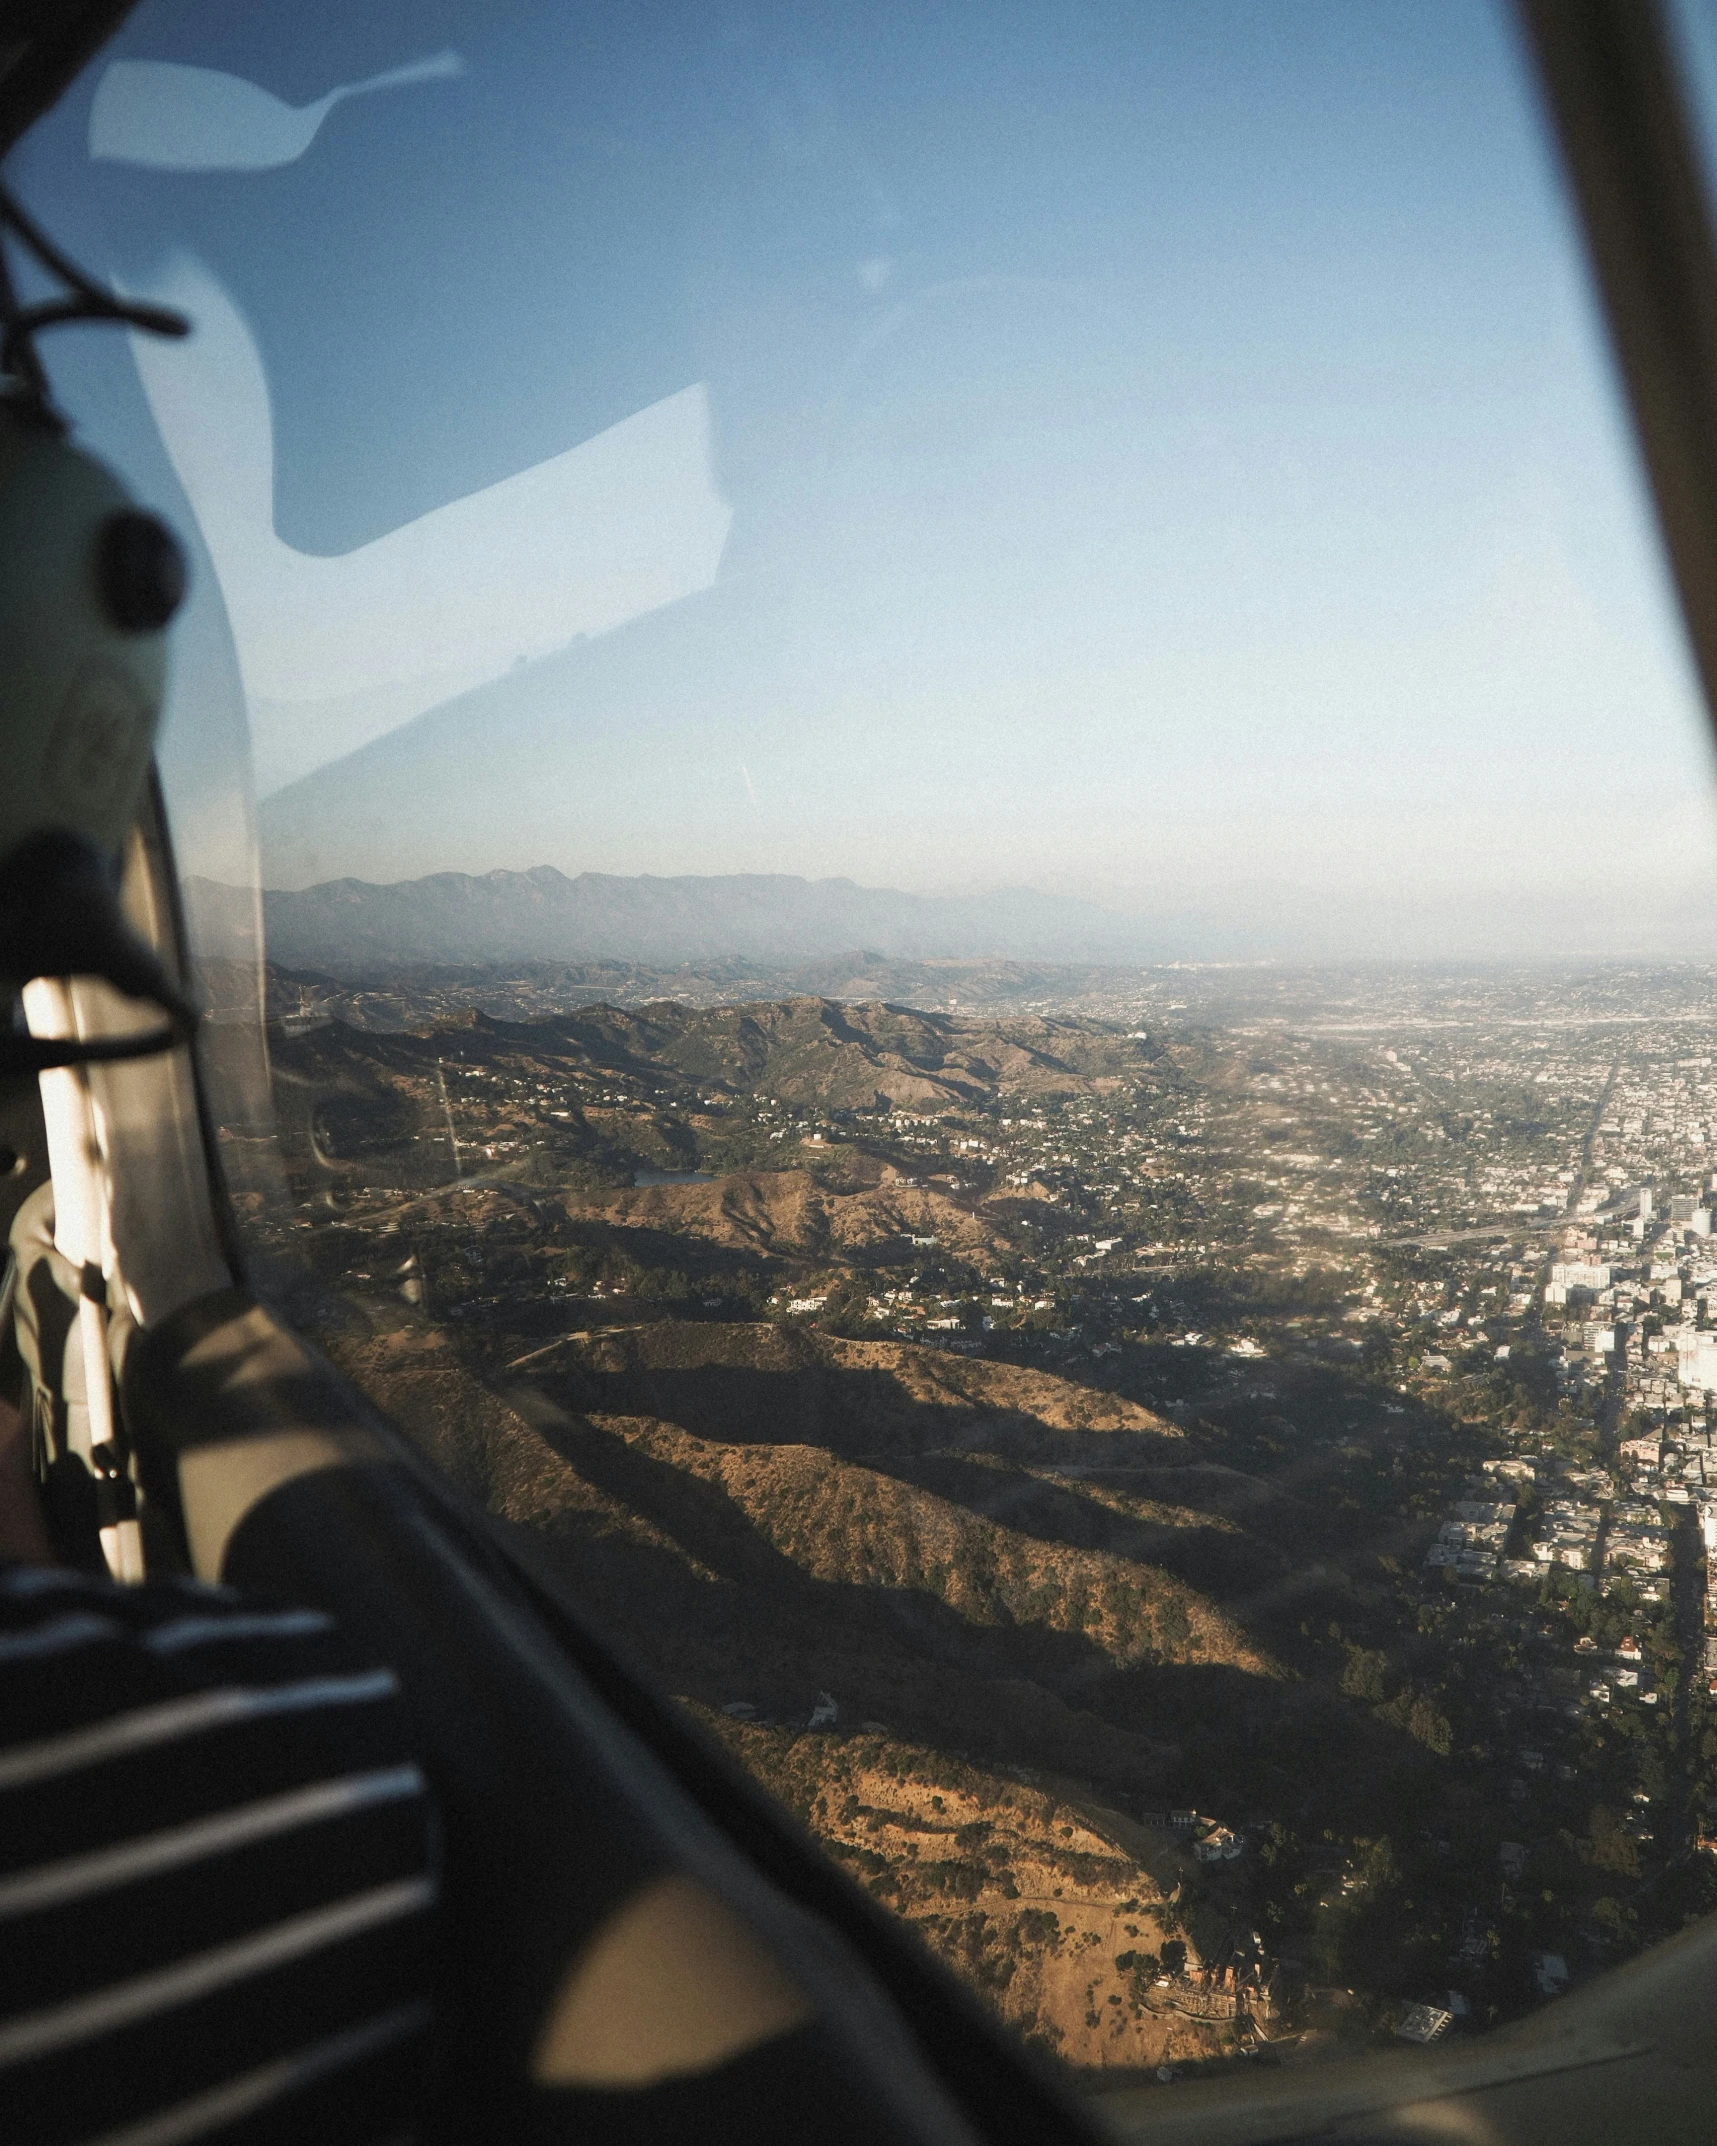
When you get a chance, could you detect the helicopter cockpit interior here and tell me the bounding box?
[8,2,1717,2142]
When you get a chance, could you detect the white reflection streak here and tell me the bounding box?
[129,255,732,795]
[90,53,466,173]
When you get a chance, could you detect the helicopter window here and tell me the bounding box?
[15,0,1717,2098]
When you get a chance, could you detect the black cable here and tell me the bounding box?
[0,1022,192,1078]
[2,178,140,302]
[0,835,202,1078]
[0,179,187,419]
[0,209,51,406]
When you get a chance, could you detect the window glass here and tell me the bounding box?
[17,0,1717,2089]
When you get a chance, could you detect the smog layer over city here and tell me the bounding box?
[212,906,1717,2083]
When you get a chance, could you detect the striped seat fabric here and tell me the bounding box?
[0,1561,438,2146]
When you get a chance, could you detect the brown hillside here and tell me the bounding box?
[506,1318,1180,1466]
[331,1326,1201,1772]
[318,1316,1410,2063]
[575,1170,1016,1263]
[547,1409,1267,1677]
[271,995,1162,1141]
[698,1717,1236,2073]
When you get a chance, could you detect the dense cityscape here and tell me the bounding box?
[243,957,1717,2083]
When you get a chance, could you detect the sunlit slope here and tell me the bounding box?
[263,992,1164,1184]
[522,1317,1180,1454]
[319,1260,1469,2062]
[582,1169,1021,1262]
[333,1319,1264,1728]
[325,1316,1273,2063]
[698,1716,1234,2073]
[313,1252,1433,1835]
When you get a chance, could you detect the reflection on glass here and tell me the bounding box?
[132,255,730,797]
[91,50,464,173]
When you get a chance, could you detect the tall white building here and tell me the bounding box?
[1678,1334,1717,1394]
[1550,1261,1611,1294]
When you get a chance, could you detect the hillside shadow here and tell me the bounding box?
[490,1385,1447,1828]
[563,1212,924,1277]
[524,1350,1386,1615]
[504,1379,1150,1716]
[548,1339,1470,1682]
[540,1351,1181,1468]
[874,1454,1280,1600]
[554,1217,773,1284]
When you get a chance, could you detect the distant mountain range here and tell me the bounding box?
[188,868,1163,974]
[183,860,1717,979]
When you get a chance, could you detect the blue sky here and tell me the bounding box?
[13,0,1717,956]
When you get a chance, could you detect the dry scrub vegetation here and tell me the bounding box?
[324,1313,1288,2065]
[697,1716,1233,2072]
